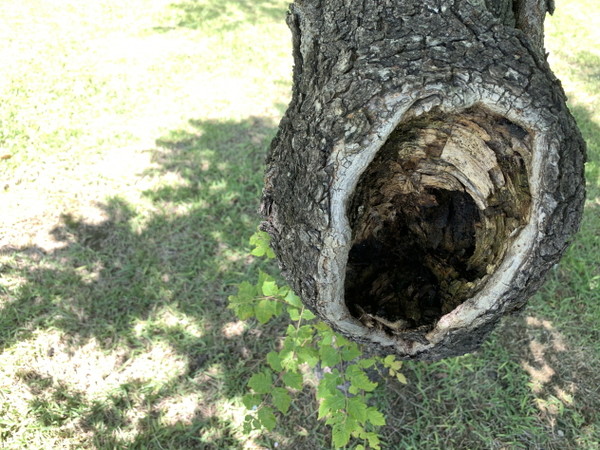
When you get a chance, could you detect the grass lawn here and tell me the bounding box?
[0,0,598,448]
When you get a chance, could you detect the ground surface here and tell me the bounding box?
[0,0,598,448]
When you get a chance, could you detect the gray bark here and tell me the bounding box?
[261,0,585,360]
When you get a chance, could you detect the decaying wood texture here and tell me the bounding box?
[261,0,585,359]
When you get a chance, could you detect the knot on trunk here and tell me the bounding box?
[262,0,585,359]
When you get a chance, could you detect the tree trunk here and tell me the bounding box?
[261,0,585,360]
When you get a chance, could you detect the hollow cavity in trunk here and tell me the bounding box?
[345,107,532,336]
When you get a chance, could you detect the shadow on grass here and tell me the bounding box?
[1,117,277,348]
[0,116,330,447]
[158,0,287,32]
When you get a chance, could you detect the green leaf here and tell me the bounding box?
[271,387,291,414]
[347,365,378,392]
[364,431,381,449]
[255,299,280,324]
[266,351,282,372]
[366,407,386,426]
[319,343,341,368]
[256,270,272,288]
[356,445,366,450]
[314,321,332,332]
[249,231,275,258]
[284,290,302,307]
[301,308,316,320]
[347,397,368,424]
[243,415,255,434]
[357,358,376,369]
[334,334,350,347]
[383,354,403,372]
[396,372,408,384]
[261,280,278,297]
[277,285,289,297]
[247,370,273,394]
[318,391,345,419]
[325,415,341,426]
[331,425,350,448]
[297,325,315,341]
[257,406,277,431]
[340,343,362,362]
[317,371,343,397]
[242,393,262,409]
[297,346,319,368]
[227,281,257,320]
[331,417,356,448]
[282,371,303,390]
[279,349,299,372]
[288,307,301,321]
[319,328,335,346]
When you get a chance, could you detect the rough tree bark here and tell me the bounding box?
[261,0,585,360]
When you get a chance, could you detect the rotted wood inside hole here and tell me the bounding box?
[345,107,532,337]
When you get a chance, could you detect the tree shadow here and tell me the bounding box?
[0,117,274,347]
[157,0,287,32]
[0,116,305,447]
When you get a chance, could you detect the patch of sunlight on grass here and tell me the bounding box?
[216,396,266,449]
[1,0,291,250]
[74,261,104,285]
[515,312,598,442]
[546,0,600,114]
[193,363,223,385]
[221,320,247,338]
[134,306,205,339]
[1,0,286,447]
[209,179,229,193]
[547,0,600,48]
[7,330,187,398]
[0,264,27,292]
[156,392,204,426]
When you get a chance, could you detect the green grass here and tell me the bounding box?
[0,0,599,448]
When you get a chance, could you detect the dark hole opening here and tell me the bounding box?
[344,108,532,336]
[345,188,480,332]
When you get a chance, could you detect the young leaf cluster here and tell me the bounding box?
[229,231,408,449]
